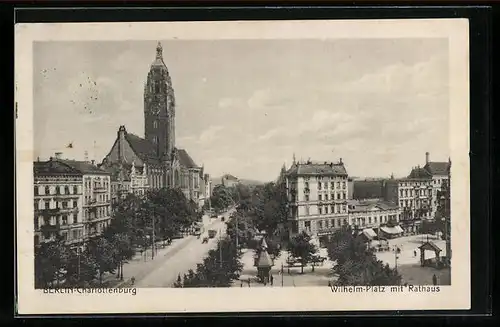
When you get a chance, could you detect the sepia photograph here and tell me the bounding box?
[16,19,470,314]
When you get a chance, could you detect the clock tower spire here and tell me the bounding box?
[144,42,176,159]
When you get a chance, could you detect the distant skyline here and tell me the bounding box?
[33,39,449,182]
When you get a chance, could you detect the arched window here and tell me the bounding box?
[153,120,158,129]
[45,186,50,195]
[155,82,160,93]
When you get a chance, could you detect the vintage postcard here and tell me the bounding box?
[15,19,470,314]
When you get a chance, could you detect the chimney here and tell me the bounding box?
[91,160,95,166]
[339,158,343,164]
[425,152,430,164]
[54,152,62,160]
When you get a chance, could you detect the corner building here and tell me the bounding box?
[285,157,349,239]
[34,157,112,248]
[101,42,203,204]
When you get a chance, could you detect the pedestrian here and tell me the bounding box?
[240,282,243,288]
[432,274,438,286]
[270,275,274,286]
[414,250,417,257]
[247,278,251,287]
[131,276,135,286]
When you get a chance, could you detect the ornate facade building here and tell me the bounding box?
[383,152,451,234]
[101,42,204,205]
[285,155,350,239]
[105,161,149,203]
[34,154,112,248]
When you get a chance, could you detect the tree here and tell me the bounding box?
[288,231,318,274]
[173,274,183,288]
[181,237,243,288]
[34,236,70,288]
[210,185,233,212]
[327,228,401,286]
[65,248,98,287]
[85,237,117,285]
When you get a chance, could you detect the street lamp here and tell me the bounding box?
[394,245,401,273]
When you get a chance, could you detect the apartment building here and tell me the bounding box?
[34,154,112,247]
[383,152,450,234]
[286,157,349,238]
[34,159,84,248]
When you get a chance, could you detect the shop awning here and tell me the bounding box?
[380,225,404,235]
[362,228,377,240]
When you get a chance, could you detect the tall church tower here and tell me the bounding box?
[144,42,176,160]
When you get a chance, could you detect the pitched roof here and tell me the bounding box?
[256,249,273,267]
[60,159,111,175]
[408,167,432,179]
[176,148,198,168]
[34,160,82,176]
[222,174,238,181]
[424,162,450,176]
[286,162,348,177]
[124,133,158,162]
[348,199,398,213]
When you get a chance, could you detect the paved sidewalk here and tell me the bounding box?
[103,235,196,287]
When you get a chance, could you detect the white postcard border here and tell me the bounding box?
[15,19,470,314]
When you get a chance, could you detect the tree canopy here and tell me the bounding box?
[327,228,402,286]
[288,231,318,274]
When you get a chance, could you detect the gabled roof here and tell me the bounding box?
[418,241,442,252]
[176,148,198,168]
[124,133,158,162]
[424,162,450,176]
[286,162,348,177]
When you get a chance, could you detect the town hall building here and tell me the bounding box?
[100,42,205,205]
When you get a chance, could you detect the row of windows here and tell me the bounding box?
[303,218,348,231]
[316,193,346,201]
[399,199,432,209]
[316,204,347,215]
[352,214,395,226]
[34,185,80,196]
[35,213,80,229]
[36,228,84,245]
[83,206,110,220]
[305,181,347,190]
[84,177,109,191]
[304,176,348,181]
[400,189,432,198]
[35,199,78,211]
[84,194,109,205]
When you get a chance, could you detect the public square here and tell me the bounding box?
[232,233,451,287]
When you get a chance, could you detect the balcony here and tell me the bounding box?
[53,193,81,200]
[58,206,79,213]
[36,207,61,215]
[93,186,108,193]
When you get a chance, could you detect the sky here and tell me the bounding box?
[33,38,449,182]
